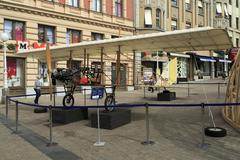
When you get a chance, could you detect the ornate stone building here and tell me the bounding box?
[0,0,134,99]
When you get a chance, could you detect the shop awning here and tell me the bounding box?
[216,3,222,14]
[219,59,232,63]
[228,5,232,15]
[198,0,203,7]
[196,56,216,62]
[224,4,229,16]
[170,53,190,58]
[18,27,233,62]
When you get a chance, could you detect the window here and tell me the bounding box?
[236,38,239,47]
[66,29,81,44]
[198,0,203,15]
[91,32,104,41]
[4,19,25,40]
[216,3,222,17]
[68,0,79,7]
[145,0,151,5]
[229,15,232,27]
[171,19,177,30]
[144,8,152,28]
[111,35,119,39]
[115,0,122,17]
[93,0,102,12]
[185,23,191,29]
[39,62,48,85]
[157,0,161,7]
[7,58,25,87]
[236,17,239,29]
[38,25,55,44]
[156,9,161,28]
[171,0,177,6]
[185,0,191,11]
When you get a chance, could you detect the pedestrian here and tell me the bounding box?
[148,76,155,93]
[34,76,42,104]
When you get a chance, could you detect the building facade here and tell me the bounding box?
[136,0,218,85]
[0,0,134,99]
[227,0,240,48]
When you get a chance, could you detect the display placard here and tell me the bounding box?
[91,87,105,100]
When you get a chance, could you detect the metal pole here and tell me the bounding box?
[53,91,56,107]
[144,86,146,98]
[188,83,190,97]
[3,41,8,91]
[218,83,220,98]
[199,103,208,149]
[84,89,86,106]
[94,99,105,146]
[6,95,8,119]
[47,105,57,147]
[141,103,154,145]
[15,100,19,133]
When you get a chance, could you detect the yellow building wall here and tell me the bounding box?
[169,58,177,85]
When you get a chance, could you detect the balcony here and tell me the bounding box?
[213,18,229,29]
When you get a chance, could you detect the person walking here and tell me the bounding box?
[34,76,42,104]
[34,76,47,113]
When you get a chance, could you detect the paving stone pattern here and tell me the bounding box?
[0,79,239,160]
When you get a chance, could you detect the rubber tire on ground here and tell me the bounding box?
[63,94,75,107]
[204,127,227,137]
[104,96,115,112]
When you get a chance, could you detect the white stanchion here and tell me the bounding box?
[94,99,105,147]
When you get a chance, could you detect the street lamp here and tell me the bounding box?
[0,32,9,103]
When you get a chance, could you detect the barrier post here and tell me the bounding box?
[94,99,105,147]
[218,83,220,98]
[188,83,190,97]
[6,95,8,120]
[144,86,146,98]
[84,88,86,106]
[53,91,56,107]
[14,100,19,133]
[199,103,208,149]
[47,105,57,147]
[141,103,154,145]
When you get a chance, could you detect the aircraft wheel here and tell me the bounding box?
[104,96,115,112]
[63,94,74,107]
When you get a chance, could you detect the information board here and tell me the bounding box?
[91,87,105,100]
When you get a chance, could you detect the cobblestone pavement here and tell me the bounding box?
[0,79,239,160]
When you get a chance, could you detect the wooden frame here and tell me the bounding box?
[224,49,240,129]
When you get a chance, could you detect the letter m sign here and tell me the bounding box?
[16,40,30,53]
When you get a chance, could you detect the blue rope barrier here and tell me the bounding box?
[178,82,227,85]
[8,97,240,110]
[7,88,240,110]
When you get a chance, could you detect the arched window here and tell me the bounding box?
[156,9,161,28]
[144,8,152,28]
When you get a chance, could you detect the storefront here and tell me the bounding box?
[7,57,25,95]
[169,53,190,83]
[195,55,215,79]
